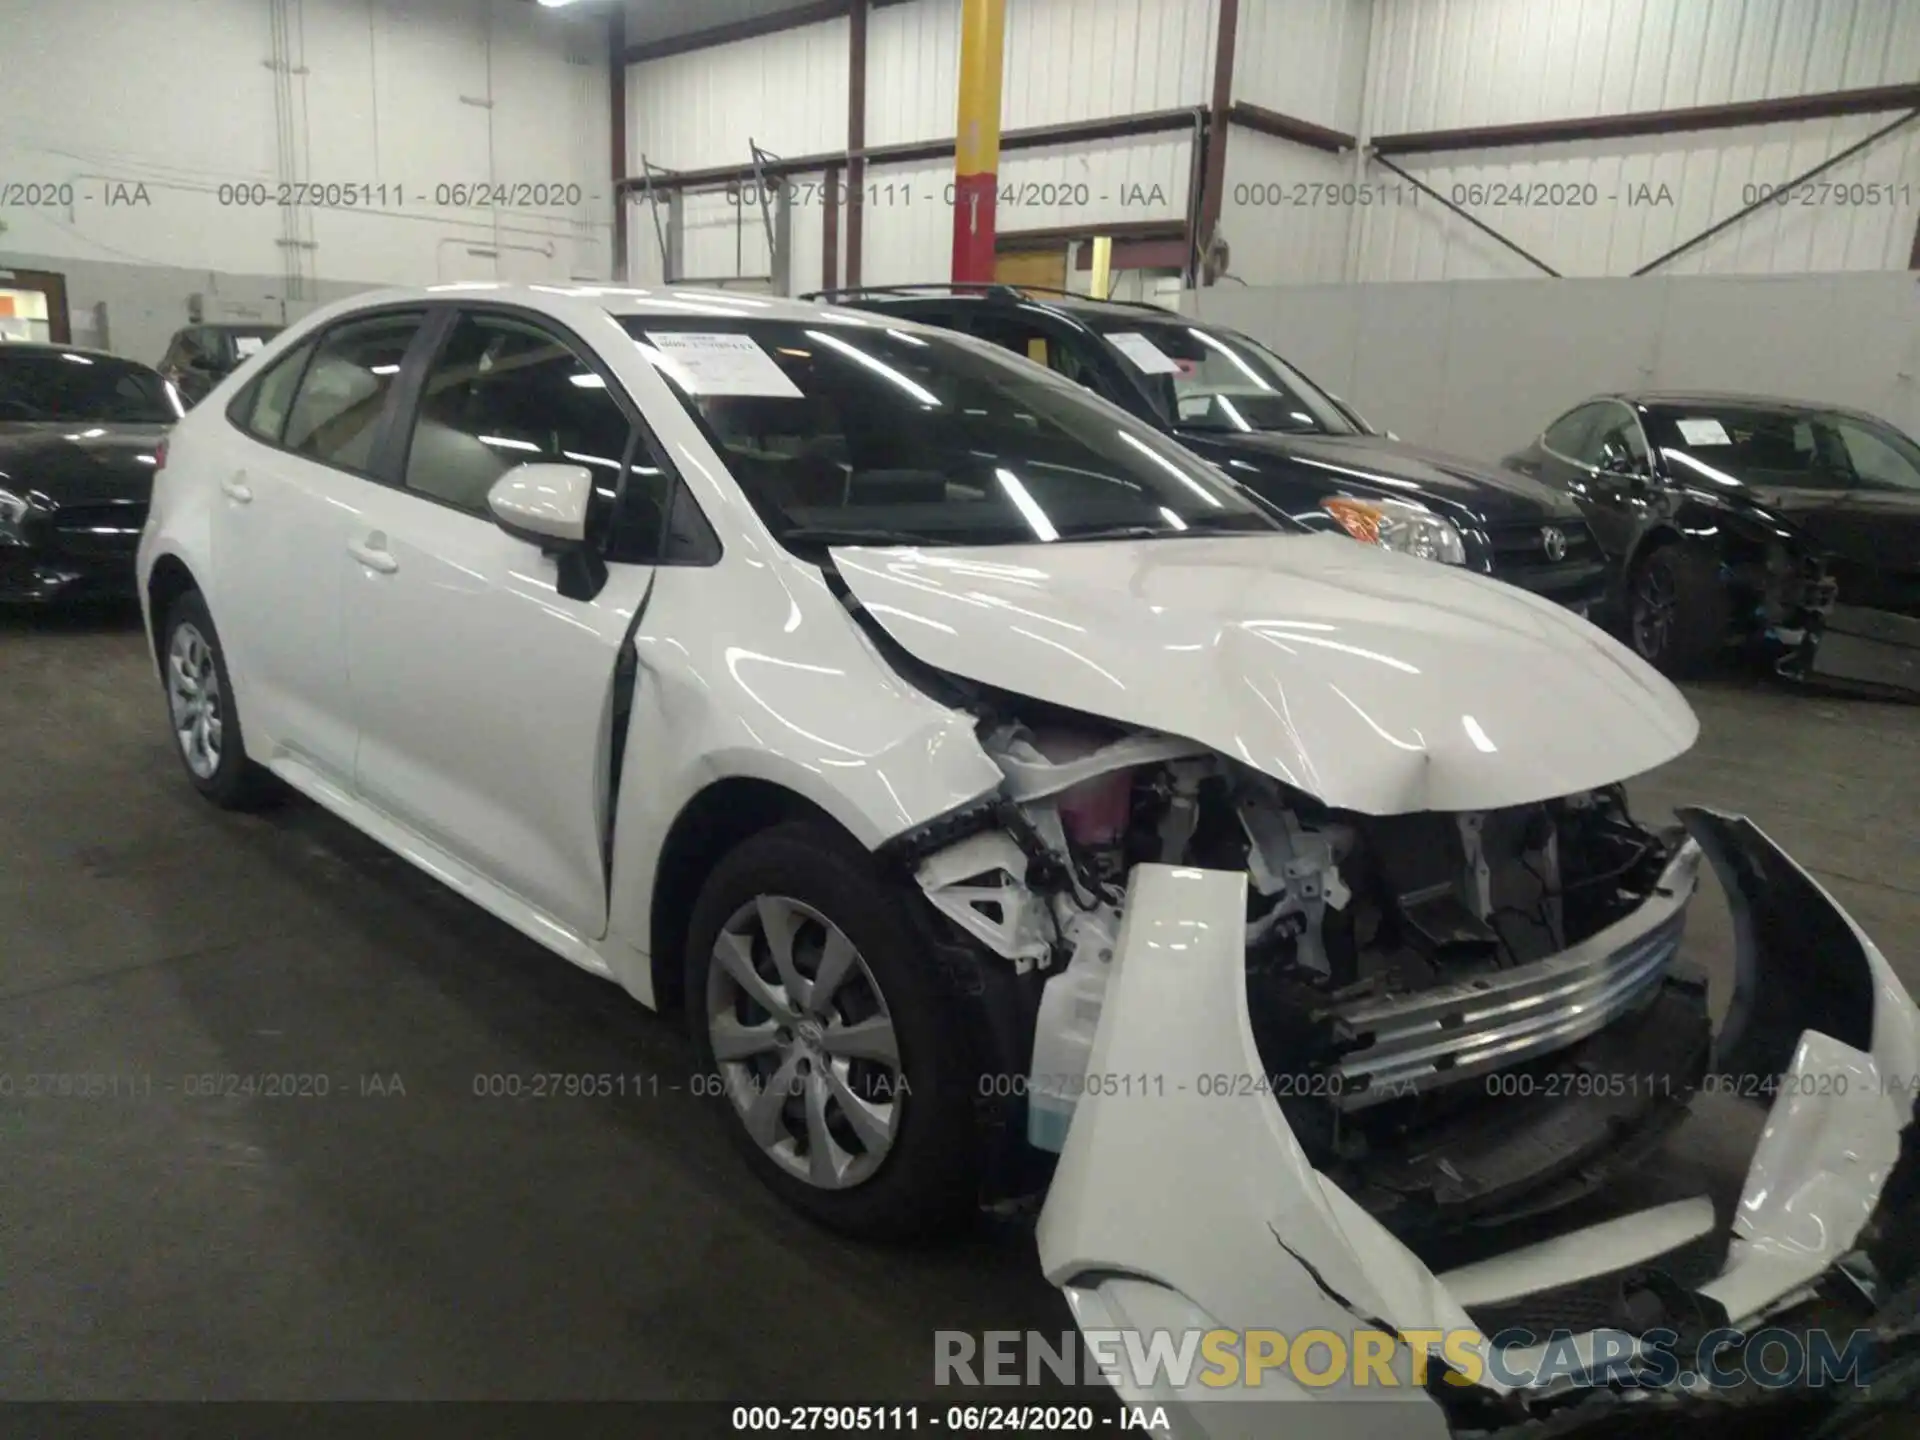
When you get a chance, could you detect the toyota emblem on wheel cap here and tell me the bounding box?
[1541,526,1568,562]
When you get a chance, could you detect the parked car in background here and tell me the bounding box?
[814,283,1610,616]
[158,323,283,408]
[0,342,179,603]
[1505,391,1920,693]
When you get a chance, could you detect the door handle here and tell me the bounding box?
[220,472,253,503]
[347,535,399,574]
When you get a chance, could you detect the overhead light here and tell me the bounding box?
[538,0,589,7]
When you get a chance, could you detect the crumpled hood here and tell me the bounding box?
[831,532,1698,815]
[0,422,168,505]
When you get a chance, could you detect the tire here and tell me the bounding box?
[159,590,278,810]
[1627,543,1730,677]
[684,820,982,1240]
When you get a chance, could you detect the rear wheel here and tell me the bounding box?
[1628,544,1730,677]
[685,821,981,1239]
[160,591,277,809]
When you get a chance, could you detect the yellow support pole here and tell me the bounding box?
[951,0,1005,283]
[1089,235,1113,300]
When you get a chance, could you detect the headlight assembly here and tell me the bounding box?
[1321,495,1467,565]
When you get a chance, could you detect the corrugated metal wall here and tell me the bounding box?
[628,16,850,173]
[1356,0,1920,279]
[1234,0,1371,133]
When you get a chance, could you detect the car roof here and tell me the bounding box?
[822,285,1182,324]
[0,340,153,367]
[1611,389,1881,421]
[311,281,892,329]
[195,322,283,332]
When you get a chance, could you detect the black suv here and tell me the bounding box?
[157,323,283,409]
[816,284,1607,614]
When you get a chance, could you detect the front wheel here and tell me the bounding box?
[160,591,277,809]
[1628,544,1730,677]
[684,821,982,1239]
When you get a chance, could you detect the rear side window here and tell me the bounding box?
[240,340,315,444]
[284,312,424,471]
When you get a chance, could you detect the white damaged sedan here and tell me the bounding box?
[138,285,1920,1432]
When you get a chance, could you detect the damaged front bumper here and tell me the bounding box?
[1033,809,1920,1438]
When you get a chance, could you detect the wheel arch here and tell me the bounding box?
[145,553,202,672]
[646,776,846,1013]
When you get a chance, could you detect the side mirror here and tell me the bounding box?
[487,462,592,548]
[486,462,606,601]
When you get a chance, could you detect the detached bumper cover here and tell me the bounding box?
[1035,811,1920,1438]
[1806,605,1920,697]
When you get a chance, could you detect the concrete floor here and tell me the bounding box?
[3,602,1917,1403]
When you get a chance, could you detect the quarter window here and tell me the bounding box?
[1542,402,1610,459]
[284,313,424,471]
[241,341,315,445]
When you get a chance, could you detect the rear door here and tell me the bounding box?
[341,306,660,942]
[209,311,428,785]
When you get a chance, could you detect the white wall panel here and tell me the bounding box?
[1188,272,1920,457]
[859,161,956,285]
[2,0,610,289]
[1217,132,1361,284]
[629,18,849,172]
[1354,110,1920,279]
[1234,0,1372,134]
[868,0,1215,148]
[856,134,1196,285]
[1367,0,1920,135]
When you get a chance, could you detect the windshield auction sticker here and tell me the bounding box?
[1105,331,1182,374]
[1676,417,1733,445]
[643,331,803,398]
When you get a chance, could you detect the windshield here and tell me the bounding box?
[0,351,180,423]
[618,315,1290,550]
[1084,319,1357,436]
[1645,404,1920,494]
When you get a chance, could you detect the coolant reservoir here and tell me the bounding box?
[1027,912,1116,1152]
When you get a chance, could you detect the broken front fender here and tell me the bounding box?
[1036,815,1920,1433]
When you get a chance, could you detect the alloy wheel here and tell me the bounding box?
[1632,561,1677,660]
[166,622,224,780]
[706,894,905,1190]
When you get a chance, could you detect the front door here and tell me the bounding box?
[343,308,655,941]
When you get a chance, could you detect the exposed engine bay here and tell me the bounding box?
[905,696,1712,1239]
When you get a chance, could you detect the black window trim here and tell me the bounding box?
[382,300,722,568]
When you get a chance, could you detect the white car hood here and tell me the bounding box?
[830,533,1698,815]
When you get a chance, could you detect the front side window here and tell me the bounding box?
[619,316,1287,552]
[1642,405,1916,493]
[284,312,424,471]
[1582,405,1650,470]
[0,351,179,423]
[403,311,636,516]
[1084,319,1357,437]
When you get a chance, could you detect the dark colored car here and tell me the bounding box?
[1504,391,1920,693]
[157,323,283,408]
[812,284,1609,615]
[0,343,179,603]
